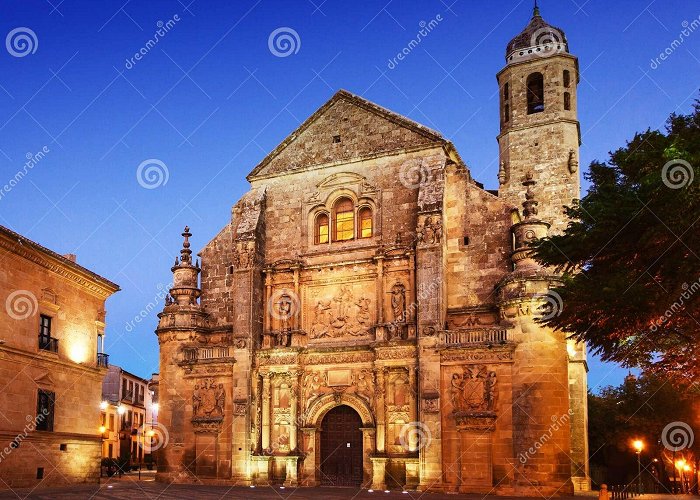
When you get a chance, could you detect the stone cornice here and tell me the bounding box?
[0,226,119,299]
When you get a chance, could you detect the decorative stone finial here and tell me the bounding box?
[522,172,539,219]
[533,0,540,17]
[180,226,192,265]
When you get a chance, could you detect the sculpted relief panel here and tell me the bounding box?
[449,365,497,414]
[192,378,226,420]
[305,282,375,342]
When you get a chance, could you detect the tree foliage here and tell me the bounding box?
[534,103,700,383]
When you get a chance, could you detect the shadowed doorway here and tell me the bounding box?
[320,405,363,486]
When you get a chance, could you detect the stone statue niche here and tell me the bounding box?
[274,293,294,348]
[388,283,407,340]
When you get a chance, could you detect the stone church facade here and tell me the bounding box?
[156,7,590,495]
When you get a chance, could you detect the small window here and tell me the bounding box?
[109,414,114,431]
[59,443,67,451]
[332,135,341,143]
[503,82,509,101]
[564,92,571,111]
[358,207,373,238]
[36,468,44,479]
[315,213,329,244]
[36,390,55,431]
[526,72,544,114]
[333,198,355,241]
[504,104,510,123]
[563,70,571,88]
[38,315,54,350]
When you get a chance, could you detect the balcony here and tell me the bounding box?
[182,346,231,363]
[121,390,134,402]
[38,336,59,353]
[97,353,109,368]
[441,328,509,347]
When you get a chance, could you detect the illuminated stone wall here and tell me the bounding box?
[0,226,119,489]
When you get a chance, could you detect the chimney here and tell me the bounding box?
[63,253,77,263]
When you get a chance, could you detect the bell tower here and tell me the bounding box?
[497,2,580,233]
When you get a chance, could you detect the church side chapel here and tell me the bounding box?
[155,5,590,495]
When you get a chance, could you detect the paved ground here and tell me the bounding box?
[0,476,695,500]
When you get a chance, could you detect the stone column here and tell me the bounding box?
[408,252,416,323]
[289,373,298,452]
[261,374,271,451]
[370,457,388,490]
[375,368,386,452]
[454,412,497,494]
[292,266,301,330]
[360,427,376,488]
[375,255,384,324]
[300,427,318,486]
[263,271,272,348]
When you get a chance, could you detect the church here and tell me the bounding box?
[155,5,590,495]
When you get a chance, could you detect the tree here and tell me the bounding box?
[534,102,700,383]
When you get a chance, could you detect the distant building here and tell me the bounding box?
[100,366,154,467]
[0,225,119,489]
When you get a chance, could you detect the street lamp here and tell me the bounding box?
[676,459,688,493]
[633,440,643,494]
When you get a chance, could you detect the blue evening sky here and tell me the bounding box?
[1,0,697,391]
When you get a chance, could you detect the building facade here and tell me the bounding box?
[100,365,154,467]
[0,225,119,488]
[156,7,590,495]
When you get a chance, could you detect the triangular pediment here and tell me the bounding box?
[34,371,55,387]
[247,90,445,180]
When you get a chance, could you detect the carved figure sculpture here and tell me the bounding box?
[391,283,406,323]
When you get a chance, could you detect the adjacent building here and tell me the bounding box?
[100,365,155,467]
[0,225,119,488]
[155,6,590,495]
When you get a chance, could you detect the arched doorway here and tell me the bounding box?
[320,405,363,486]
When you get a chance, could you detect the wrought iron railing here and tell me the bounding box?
[38,336,59,353]
[97,353,109,368]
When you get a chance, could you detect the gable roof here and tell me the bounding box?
[247,89,447,181]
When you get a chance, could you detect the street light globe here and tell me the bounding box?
[117,405,126,415]
[99,400,108,410]
[99,425,106,434]
[632,440,643,453]
[152,403,159,413]
[676,459,687,469]
[683,465,691,472]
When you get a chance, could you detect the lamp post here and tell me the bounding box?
[676,459,687,494]
[633,440,643,494]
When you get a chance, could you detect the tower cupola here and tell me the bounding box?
[505,2,569,65]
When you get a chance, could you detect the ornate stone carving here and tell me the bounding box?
[308,284,373,340]
[192,378,225,418]
[233,240,256,269]
[498,160,509,185]
[441,348,514,363]
[568,149,579,174]
[422,397,440,413]
[233,402,247,416]
[416,215,442,245]
[449,365,497,413]
[303,350,374,365]
[375,346,416,360]
[390,283,406,324]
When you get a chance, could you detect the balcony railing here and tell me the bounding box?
[97,353,109,368]
[183,346,230,363]
[38,336,59,353]
[442,328,509,346]
[121,390,134,402]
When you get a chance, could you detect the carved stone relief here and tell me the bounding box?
[192,378,225,418]
[416,214,442,245]
[449,365,497,413]
[307,283,374,341]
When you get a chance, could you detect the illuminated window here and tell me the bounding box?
[333,198,355,241]
[526,72,544,114]
[359,207,373,238]
[315,213,329,244]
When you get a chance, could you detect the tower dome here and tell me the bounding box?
[505,3,568,64]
